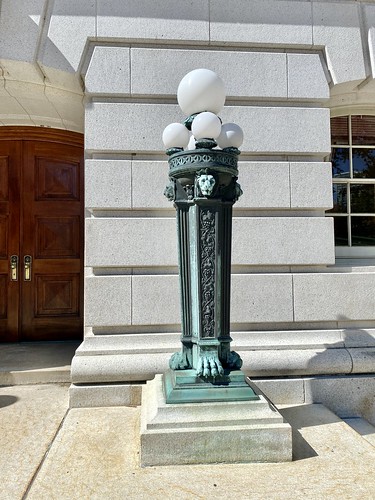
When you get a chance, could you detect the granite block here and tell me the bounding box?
[210,0,313,46]
[140,375,292,465]
[84,276,131,326]
[69,383,142,408]
[132,160,170,209]
[293,272,375,322]
[0,0,45,62]
[97,0,209,41]
[131,48,287,98]
[290,161,333,209]
[232,217,335,265]
[131,275,181,325]
[304,375,375,425]
[85,103,331,155]
[236,162,290,209]
[42,0,96,72]
[231,274,294,323]
[241,348,353,377]
[287,53,329,100]
[85,218,177,267]
[85,159,132,209]
[348,348,375,374]
[343,329,375,348]
[85,46,130,94]
[71,352,171,383]
[251,378,305,404]
[312,2,366,84]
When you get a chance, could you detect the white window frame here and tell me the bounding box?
[329,110,375,259]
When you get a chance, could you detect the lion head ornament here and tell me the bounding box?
[197,174,216,197]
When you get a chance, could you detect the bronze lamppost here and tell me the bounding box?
[162,69,258,404]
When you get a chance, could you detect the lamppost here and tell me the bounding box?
[162,69,258,404]
[140,69,292,466]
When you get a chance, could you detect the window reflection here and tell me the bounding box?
[351,184,375,213]
[333,216,349,246]
[331,148,350,178]
[351,116,375,145]
[328,184,347,213]
[352,148,375,178]
[331,116,349,145]
[351,216,375,246]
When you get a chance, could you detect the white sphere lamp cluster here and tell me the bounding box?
[162,122,190,150]
[162,68,244,153]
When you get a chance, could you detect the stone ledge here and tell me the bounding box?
[71,342,375,384]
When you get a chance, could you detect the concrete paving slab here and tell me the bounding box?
[343,417,375,447]
[0,384,69,499]
[27,402,375,500]
[0,342,79,385]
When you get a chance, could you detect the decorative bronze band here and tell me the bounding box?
[168,149,238,176]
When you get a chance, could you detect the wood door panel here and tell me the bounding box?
[36,157,80,200]
[0,274,7,319]
[0,157,9,200]
[0,141,21,341]
[33,259,81,273]
[36,216,80,258]
[0,216,8,258]
[35,274,80,317]
[21,139,83,341]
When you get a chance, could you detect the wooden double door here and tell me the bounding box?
[0,128,84,342]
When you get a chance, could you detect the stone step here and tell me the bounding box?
[0,342,79,385]
[279,404,375,462]
[343,417,375,448]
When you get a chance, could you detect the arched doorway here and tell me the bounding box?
[0,127,84,342]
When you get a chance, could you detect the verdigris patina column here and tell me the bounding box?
[140,69,292,467]
[161,69,258,403]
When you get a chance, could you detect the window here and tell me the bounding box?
[327,115,375,252]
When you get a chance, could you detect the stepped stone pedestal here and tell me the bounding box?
[140,374,292,466]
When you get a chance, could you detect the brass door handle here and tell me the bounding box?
[24,255,32,281]
[10,255,18,281]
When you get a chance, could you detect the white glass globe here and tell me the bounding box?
[162,122,190,149]
[177,69,226,116]
[217,123,244,149]
[191,112,222,140]
[187,134,196,150]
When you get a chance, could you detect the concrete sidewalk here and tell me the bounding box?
[1,383,375,500]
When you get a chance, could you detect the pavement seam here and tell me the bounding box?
[22,408,70,499]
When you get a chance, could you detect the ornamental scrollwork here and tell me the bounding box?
[200,208,216,338]
[168,151,238,171]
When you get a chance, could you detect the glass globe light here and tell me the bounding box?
[177,69,226,116]
[217,123,244,149]
[187,134,196,150]
[162,122,190,149]
[191,112,222,140]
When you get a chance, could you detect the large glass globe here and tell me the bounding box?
[162,122,190,149]
[217,123,244,149]
[177,69,226,116]
[191,112,222,140]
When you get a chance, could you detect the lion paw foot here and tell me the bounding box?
[169,351,191,370]
[196,353,224,378]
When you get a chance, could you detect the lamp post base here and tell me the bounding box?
[163,369,259,404]
[140,374,293,466]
